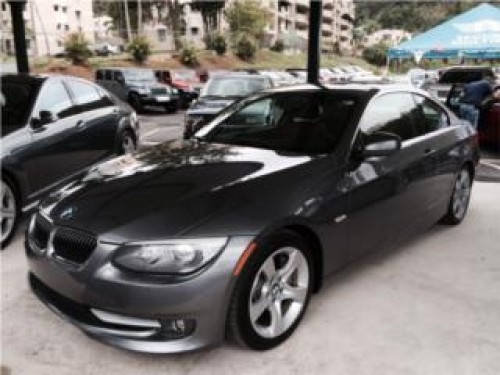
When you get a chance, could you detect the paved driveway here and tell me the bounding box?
[2,181,499,375]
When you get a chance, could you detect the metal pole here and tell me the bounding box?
[8,0,29,73]
[307,0,322,84]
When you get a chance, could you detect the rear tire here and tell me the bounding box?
[227,230,314,350]
[441,167,472,225]
[1,177,19,249]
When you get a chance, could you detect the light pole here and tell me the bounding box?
[307,0,322,84]
[7,0,29,73]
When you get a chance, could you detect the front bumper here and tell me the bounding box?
[26,235,253,353]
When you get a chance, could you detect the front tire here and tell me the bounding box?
[441,167,472,225]
[118,129,137,154]
[228,230,314,350]
[1,177,19,249]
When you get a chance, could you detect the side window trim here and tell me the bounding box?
[32,78,76,120]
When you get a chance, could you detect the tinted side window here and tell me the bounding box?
[36,80,73,119]
[67,80,102,110]
[360,93,416,142]
[96,70,104,80]
[104,70,112,80]
[412,94,449,136]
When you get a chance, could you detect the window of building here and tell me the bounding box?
[57,23,61,30]
[54,4,59,11]
[191,27,198,36]
[158,28,167,42]
[65,24,69,31]
[75,10,81,19]
[62,6,67,13]
[1,2,6,12]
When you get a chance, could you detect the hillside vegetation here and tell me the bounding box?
[355,1,487,33]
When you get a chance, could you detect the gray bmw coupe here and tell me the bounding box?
[26,84,478,353]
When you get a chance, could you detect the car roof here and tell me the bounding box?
[264,82,422,95]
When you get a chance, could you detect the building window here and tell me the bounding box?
[65,24,69,31]
[57,40,62,47]
[191,27,198,36]
[1,2,6,12]
[57,23,61,30]
[62,6,67,13]
[54,4,59,11]
[75,10,81,19]
[157,29,167,42]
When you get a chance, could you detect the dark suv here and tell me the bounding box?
[95,68,179,113]
[1,74,139,247]
[184,73,273,138]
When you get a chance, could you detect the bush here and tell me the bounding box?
[180,45,198,67]
[126,36,151,64]
[362,43,388,66]
[234,34,257,61]
[212,34,227,56]
[64,33,91,65]
[270,39,284,52]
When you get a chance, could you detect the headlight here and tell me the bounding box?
[113,238,228,275]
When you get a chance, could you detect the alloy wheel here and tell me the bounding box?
[452,169,471,220]
[248,246,309,339]
[122,132,136,154]
[1,180,17,244]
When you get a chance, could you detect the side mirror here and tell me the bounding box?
[31,110,57,130]
[362,131,401,158]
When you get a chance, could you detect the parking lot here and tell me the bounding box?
[2,110,500,375]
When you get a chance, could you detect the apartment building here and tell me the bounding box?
[364,29,412,48]
[144,0,354,54]
[265,0,355,53]
[0,0,94,57]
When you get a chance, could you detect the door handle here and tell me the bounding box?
[76,120,87,130]
[424,148,435,155]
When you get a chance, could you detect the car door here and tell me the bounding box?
[21,78,85,197]
[343,92,436,260]
[412,94,460,213]
[65,78,120,165]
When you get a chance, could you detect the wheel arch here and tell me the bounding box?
[281,224,324,293]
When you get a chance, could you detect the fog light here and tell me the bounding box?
[159,318,195,339]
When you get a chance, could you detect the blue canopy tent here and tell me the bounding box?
[388,3,500,61]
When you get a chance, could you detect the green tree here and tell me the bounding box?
[190,0,226,47]
[64,33,92,65]
[224,0,269,42]
[165,0,184,50]
[362,43,388,66]
[234,33,257,61]
[127,35,151,63]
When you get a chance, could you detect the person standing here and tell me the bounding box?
[459,76,494,128]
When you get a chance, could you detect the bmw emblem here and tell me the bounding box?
[59,206,77,220]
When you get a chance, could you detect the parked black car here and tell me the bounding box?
[26,84,478,353]
[95,68,179,113]
[184,73,273,138]
[1,74,139,247]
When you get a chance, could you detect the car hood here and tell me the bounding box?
[41,140,312,243]
[128,82,170,90]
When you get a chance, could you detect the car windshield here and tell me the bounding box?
[200,92,358,154]
[200,76,269,98]
[439,69,494,84]
[123,69,156,83]
[172,70,196,81]
[1,79,39,135]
